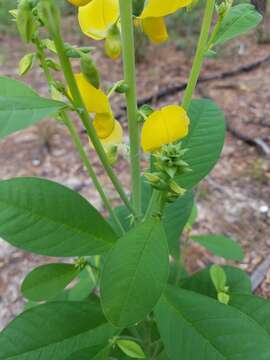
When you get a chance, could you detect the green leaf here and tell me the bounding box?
[65,345,110,360]
[163,191,193,257]
[230,294,270,335]
[209,264,227,292]
[176,99,225,189]
[213,4,262,46]
[155,286,270,360]
[101,218,169,327]
[116,340,145,359]
[180,265,252,298]
[192,235,244,260]
[0,302,116,360]
[0,77,65,139]
[21,263,80,301]
[0,177,117,257]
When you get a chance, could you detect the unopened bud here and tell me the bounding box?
[80,55,100,89]
[18,53,35,75]
[105,23,122,60]
[144,172,160,183]
[16,0,36,43]
[105,144,119,166]
[169,181,186,196]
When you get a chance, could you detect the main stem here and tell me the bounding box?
[182,0,216,110]
[47,24,136,217]
[119,0,141,219]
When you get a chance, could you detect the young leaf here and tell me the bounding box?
[180,265,252,298]
[212,4,262,46]
[101,218,169,327]
[116,340,145,359]
[176,99,225,189]
[155,286,270,360]
[0,302,116,360]
[0,177,117,257]
[192,235,244,261]
[0,77,65,139]
[21,263,80,301]
[209,264,227,293]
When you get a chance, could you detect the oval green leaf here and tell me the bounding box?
[0,302,116,360]
[176,99,225,189]
[212,4,262,46]
[21,263,80,301]
[116,340,145,359]
[0,76,66,139]
[192,235,244,260]
[155,286,270,360]
[101,218,169,328]
[0,177,117,257]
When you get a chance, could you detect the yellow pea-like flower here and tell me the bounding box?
[93,113,115,139]
[67,0,92,6]
[71,73,111,114]
[141,105,190,153]
[140,0,192,19]
[90,120,123,148]
[78,0,119,40]
[141,17,168,44]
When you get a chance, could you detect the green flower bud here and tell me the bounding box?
[105,23,122,60]
[16,0,36,43]
[80,55,100,89]
[45,58,61,71]
[18,53,35,76]
[114,81,129,94]
[105,145,119,166]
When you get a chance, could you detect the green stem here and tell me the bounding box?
[119,0,141,219]
[34,33,125,235]
[182,0,216,110]
[61,112,125,235]
[45,16,136,217]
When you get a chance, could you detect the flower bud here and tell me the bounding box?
[105,23,122,60]
[16,0,36,43]
[105,144,119,166]
[80,54,100,89]
[18,53,35,75]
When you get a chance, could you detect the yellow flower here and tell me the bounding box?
[140,0,192,19]
[67,0,92,6]
[93,113,115,139]
[141,105,190,153]
[141,17,168,44]
[78,0,119,40]
[71,73,111,114]
[90,120,123,148]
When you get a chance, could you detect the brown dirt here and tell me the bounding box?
[0,17,269,329]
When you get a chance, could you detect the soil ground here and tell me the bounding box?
[0,16,269,329]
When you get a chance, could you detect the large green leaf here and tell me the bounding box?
[65,345,110,360]
[0,302,116,360]
[180,265,252,298]
[21,263,80,301]
[0,76,65,139]
[212,4,262,46]
[101,218,169,327]
[176,99,225,189]
[155,286,270,360]
[191,235,244,261]
[0,177,117,257]
[163,192,193,257]
[230,294,270,335]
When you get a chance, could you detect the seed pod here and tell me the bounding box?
[80,55,100,89]
[18,53,35,76]
[105,23,122,60]
[16,0,36,43]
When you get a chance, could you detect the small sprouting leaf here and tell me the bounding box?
[116,340,145,359]
[210,264,227,293]
[18,53,35,76]
[212,4,262,46]
[101,218,169,327]
[21,263,80,301]
[192,235,244,260]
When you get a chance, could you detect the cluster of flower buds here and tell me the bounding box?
[216,0,233,18]
[144,142,192,202]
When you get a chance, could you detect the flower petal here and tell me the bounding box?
[78,0,119,40]
[93,113,115,139]
[142,17,168,44]
[140,0,192,19]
